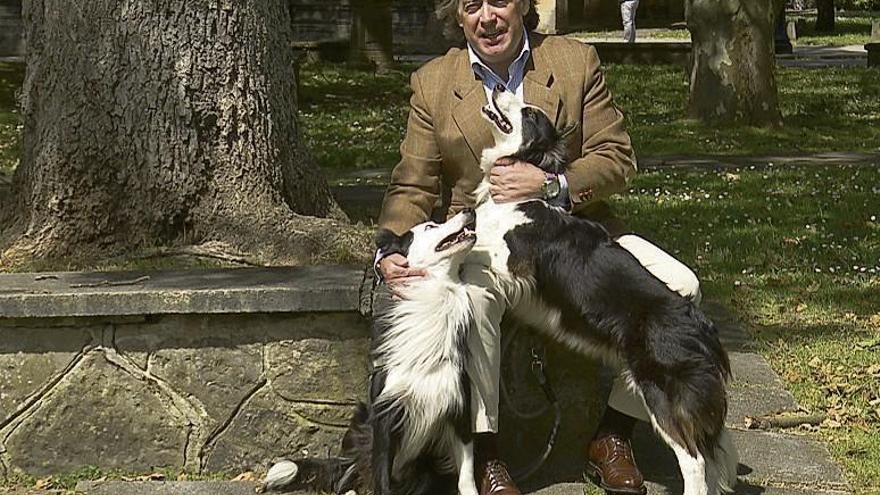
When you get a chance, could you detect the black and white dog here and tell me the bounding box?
[263,210,481,495]
[471,90,738,495]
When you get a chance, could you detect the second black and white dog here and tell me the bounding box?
[471,90,738,495]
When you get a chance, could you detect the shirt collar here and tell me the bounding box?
[467,28,531,87]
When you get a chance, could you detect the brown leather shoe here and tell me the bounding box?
[585,434,646,495]
[478,460,522,495]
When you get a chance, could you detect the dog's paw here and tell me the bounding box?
[259,459,299,492]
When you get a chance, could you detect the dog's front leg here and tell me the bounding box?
[451,438,479,495]
[451,370,479,495]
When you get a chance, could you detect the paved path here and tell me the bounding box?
[62,303,850,495]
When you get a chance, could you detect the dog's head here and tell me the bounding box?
[375,209,477,281]
[480,88,568,176]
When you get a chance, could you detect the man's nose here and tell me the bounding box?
[478,3,497,23]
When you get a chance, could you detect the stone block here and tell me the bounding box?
[0,324,96,425]
[4,352,189,476]
[200,389,352,472]
[266,315,371,404]
[115,314,266,429]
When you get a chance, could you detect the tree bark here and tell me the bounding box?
[815,0,835,33]
[685,0,783,126]
[1,0,371,267]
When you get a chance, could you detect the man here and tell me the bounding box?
[376,1,701,494]
[620,0,640,43]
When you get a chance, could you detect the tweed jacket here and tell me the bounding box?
[377,33,637,236]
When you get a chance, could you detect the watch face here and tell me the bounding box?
[543,177,561,199]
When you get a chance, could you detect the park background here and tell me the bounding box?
[0,0,878,494]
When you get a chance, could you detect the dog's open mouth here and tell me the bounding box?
[436,221,477,252]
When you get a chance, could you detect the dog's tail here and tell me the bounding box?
[261,402,453,495]
[260,404,370,494]
[636,305,738,494]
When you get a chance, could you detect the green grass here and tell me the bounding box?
[792,15,878,46]
[298,64,412,176]
[616,164,880,493]
[608,64,880,156]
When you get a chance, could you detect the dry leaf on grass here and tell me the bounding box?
[232,471,259,482]
[33,477,54,490]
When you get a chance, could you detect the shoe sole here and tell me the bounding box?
[585,461,647,495]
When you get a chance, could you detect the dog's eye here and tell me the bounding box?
[424,224,438,230]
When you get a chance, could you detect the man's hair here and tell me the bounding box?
[434,0,540,43]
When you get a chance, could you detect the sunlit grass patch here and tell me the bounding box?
[617,164,880,493]
[792,15,878,47]
[298,64,412,173]
[605,64,880,156]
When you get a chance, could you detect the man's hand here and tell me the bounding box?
[378,253,427,296]
[489,157,546,203]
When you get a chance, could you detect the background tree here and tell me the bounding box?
[349,0,394,71]
[685,0,784,126]
[0,0,370,267]
[816,0,836,32]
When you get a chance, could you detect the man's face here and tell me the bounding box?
[458,0,526,67]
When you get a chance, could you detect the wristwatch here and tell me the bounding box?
[542,174,561,200]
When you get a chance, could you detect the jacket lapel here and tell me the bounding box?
[451,55,493,164]
[524,35,561,126]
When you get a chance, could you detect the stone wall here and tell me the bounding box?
[0,267,603,484]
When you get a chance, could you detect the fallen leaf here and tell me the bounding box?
[34,477,54,490]
[232,471,258,482]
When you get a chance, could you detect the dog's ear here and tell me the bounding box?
[375,228,414,257]
[512,107,567,174]
[520,107,559,150]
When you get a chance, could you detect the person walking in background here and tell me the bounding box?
[620,0,639,43]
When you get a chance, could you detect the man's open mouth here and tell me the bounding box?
[436,220,477,252]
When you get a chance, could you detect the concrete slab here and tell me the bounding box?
[75,481,264,495]
[644,479,849,495]
[632,426,847,492]
[727,352,800,427]
[0,266,364,318]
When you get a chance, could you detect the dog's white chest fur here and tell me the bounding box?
[374,282,473,470]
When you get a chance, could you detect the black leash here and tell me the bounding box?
[501,324,562,482]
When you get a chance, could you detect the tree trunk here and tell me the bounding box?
[349,0,394,71]
[816,0,835,33]
[685,0,783,126]
[1,0,371,267]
